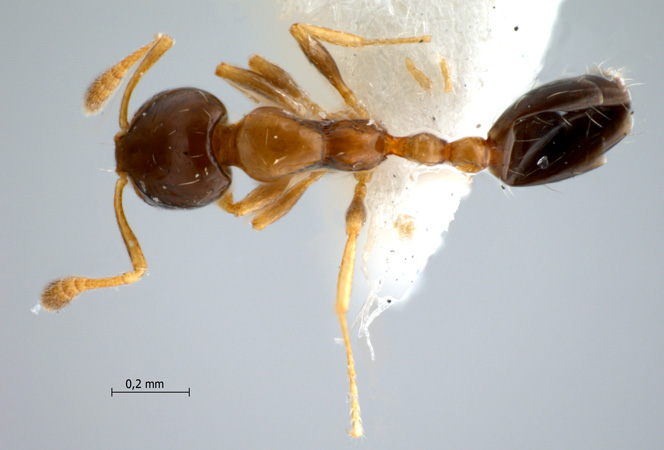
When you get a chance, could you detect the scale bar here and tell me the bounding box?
[111,388,190,397]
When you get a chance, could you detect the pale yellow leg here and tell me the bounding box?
[405,57,433,93]
[251,171,325,231]
[41,173,147,311]
[335,172,371,438]
[247,55,325,117]
[216,62,312,117]
[218,176,293,217]
[292,23,431,48]
[438,53,453,93]
[289,23,431,118]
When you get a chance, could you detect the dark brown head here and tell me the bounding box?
[116,88,231,208]
[487,74,632,186]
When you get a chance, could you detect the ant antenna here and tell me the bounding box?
[41,174,146,311]
[83,34,173,131]
[41,35,174,311]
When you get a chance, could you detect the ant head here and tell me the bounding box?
[487,74,632,186]
[115,88,232,208]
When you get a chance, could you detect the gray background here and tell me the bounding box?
[2,0,662,448]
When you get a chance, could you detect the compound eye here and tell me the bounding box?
[488,75,632,186]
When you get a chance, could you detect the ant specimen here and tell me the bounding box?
[40,24,632,437]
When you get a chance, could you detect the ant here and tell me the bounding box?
[40,24,632,437]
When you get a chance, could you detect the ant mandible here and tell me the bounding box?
[40,24,632,438]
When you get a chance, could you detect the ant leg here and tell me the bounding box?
[335,171,371,438]
[218,176,293,217]
[251,171,325,231]
[405,57,433,93]
[247,55,325,117]
[216,62,315,117]
[404,54,453,94]
[84,34,173,131]
[438,53,453,93]
[219,171,325,229]
[292,23,431,48]
[289,23,431,118]
[41,173,147,311]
